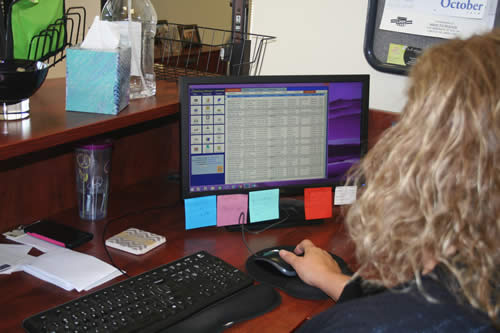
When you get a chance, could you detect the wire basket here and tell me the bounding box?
[26,6,86,70]
[154,22,276,81]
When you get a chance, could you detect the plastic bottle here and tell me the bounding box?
[101,0,157,99]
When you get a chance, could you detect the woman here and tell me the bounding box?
[280,29,500,332]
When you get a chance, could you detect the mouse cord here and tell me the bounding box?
[239,212,256,257]
[102,213,132,278]
[239,210,290,257]
[239,209,290,235]
[102,202,180,278]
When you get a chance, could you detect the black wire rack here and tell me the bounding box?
[0,5,87,121]
[27,6,86,70]
[154,22,276,81]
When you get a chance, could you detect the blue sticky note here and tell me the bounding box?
[184,196,217,230]
[249,189,279,223]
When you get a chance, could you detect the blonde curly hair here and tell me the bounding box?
[346,29,500,326]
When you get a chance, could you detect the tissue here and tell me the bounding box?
[80,16,120,50]
[66,16,131,115]
[82,16,141,76]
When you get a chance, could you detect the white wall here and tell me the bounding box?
[249,1,408,113]
[151,0,232,30]
[49,0,232,78]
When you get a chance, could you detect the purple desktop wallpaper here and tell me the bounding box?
[327,82,363,181]
[254,81,363,188]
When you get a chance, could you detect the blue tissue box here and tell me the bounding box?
[66,46,131,115]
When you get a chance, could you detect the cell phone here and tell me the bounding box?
[24,220,93,249]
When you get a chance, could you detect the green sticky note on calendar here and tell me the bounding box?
[184,196,217,230]
[249,189,279,223]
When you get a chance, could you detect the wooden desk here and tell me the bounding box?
[0,179,356,332]
[0,79,181,233]
[0,78,398,233]
[0,78,398,332]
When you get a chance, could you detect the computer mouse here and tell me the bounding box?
[247,246,354,300]
[253,248,297,277]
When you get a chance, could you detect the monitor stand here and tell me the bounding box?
[225,197,325,232]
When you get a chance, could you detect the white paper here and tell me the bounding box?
[334,186,357,205]
[6,233,63,253]
[0,244,35,274]
[23,249,121,292]
[84,270,123,291]
[380,0,498,39]
[24,263,74,291]
[81,16,120,50]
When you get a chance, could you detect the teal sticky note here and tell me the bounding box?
[249,189,279,223]
[184,196,217,230]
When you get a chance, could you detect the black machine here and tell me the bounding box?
[23,251,280,332]
[179,74,370,229]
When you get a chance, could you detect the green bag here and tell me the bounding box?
[9,0,65,60]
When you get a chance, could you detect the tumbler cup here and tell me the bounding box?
[75,140,112,221]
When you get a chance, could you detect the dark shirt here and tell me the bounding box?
[297,270,496,332]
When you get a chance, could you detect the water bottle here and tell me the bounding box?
[101,0,157,99]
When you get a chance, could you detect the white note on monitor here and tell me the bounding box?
[334,186,357,205]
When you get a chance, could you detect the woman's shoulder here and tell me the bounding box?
[297,276,495,333]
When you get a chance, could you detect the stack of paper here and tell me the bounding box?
[3,228,122,291]
[0,244,35,274]
[23,248,122,292]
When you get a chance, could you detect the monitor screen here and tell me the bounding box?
[179,75,369,200]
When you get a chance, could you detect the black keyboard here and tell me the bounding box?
[23,251,254,333]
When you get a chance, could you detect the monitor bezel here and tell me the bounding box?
[179,74,370,199]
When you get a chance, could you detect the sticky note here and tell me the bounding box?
[184,196,217,230]
[217,194,248,227]
[386,43,407,66]
[334,186,357,205]
[249,189,279,223]
[304,187,333,220]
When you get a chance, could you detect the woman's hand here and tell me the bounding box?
[279,239,351,300]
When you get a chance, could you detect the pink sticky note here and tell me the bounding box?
[217,194,248,227]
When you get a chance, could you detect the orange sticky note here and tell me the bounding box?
[304,187,333,220]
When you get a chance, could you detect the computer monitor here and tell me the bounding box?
[179,75,369,228]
